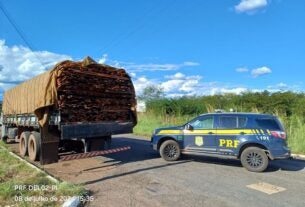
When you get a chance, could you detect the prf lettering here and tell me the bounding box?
[219,139,239,148]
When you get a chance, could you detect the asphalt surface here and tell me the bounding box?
[80,134,305,207]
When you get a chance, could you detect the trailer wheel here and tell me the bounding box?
[28,132,41,161]
[19,132,30,157]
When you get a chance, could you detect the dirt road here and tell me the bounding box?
[7,134,305,207]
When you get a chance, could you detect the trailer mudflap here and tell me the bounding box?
[61,121,134,139]
[40,125,59,165]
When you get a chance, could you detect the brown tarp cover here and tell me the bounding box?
[2,57,96,126]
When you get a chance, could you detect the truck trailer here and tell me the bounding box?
[1,57,137,164]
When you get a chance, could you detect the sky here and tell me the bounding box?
[0,0,305,98]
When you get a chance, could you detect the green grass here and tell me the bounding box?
[134,113,305,154]
[134,112,191,137]
[0,142,86,207]
[285,115,305,154]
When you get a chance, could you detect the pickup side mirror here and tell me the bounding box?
[185,123,193,130]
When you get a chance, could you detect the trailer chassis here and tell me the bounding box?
[1,112,134,164]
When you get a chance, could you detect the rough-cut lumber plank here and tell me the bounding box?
[54,60,136,124]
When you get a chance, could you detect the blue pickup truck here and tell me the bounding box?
[151,112,291,172]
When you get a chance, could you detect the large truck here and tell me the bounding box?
[1,57,137,164]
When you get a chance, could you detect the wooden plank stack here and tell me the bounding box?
[55,60,136,123]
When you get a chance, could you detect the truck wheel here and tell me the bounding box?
[105,136,111,149]
[28,132,41,161]
[1,136,8,144]
[240,147,268,172]
[160,140,181,161]
[19,132,30,157]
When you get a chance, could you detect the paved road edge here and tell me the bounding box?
[291,153,305,160]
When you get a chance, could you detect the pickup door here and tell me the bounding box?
[183,116,218,153]
[216,115,248,155]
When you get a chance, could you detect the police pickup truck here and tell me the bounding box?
[151,113,291,172]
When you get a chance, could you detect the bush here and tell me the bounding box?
[146,91,305,117]
[136,91,305,153]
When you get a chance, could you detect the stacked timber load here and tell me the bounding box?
[55,57,136,124]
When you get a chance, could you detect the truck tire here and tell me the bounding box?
[1,136,8,144]
[28,132,41,161]
[104,136,111,150]
[19,132,30,157]
[240,147,269,172]
[160,140,181,161]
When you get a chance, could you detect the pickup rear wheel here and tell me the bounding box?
[160,140,181,161]
[28,132,41,161]
[19,132,30,157]
[240,147,268,172]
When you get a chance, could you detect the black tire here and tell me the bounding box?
[28,132,41,161]
[19,132,30,157]
[240,147,269,172]
[104,136,112,150]
[159,140,181,161]
[1,136,8,144]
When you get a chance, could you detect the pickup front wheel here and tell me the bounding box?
[160,140,181,161]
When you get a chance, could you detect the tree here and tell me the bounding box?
[138,85,164,101]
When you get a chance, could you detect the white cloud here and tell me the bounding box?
[180,79,200,92]
[274,82,288,88]
[183,61,200,66]
[132,76,156,95]
[160,73,202,93]
[98,54,108,64]
[129,72,137,78]
[3,39,300,99]
[0,82,15,92]
[132,72,202,96]
[167,93,186,98]
[161,79,185,92]
[0,40,71,91]
[209,87,248,95]
[235,66,272,78]
[267,82,302,92]
[251,66,272,77]
[132,73,303,98]
[236,67,249,72]
[165,72,185,79]
[127,62,199,72]
[235,0,268,13]
[99,55,200,73]
[107,60,200,72]
[132,72,252,97]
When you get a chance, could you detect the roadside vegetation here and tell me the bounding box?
[0,142,86,207]
[134,91,305,154]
